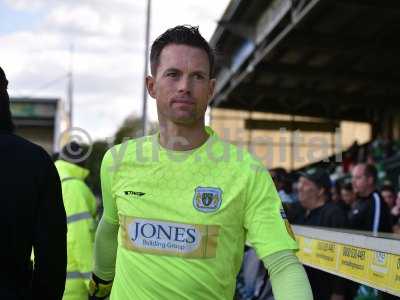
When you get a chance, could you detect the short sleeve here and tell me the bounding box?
[244,162,298,259]
[101,149,119,224]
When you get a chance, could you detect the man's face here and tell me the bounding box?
[146,44,215,126]
[351,165,371,196]
[298,176,321,209]
[341,189,355,206]
[381,190,396,208]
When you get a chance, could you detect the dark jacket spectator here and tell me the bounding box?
[349,164,392,233]
[391,192,400,229]
[292,168,354,300]
[0,66,67,300]
[340,182,357,214]
[380,184,396,210]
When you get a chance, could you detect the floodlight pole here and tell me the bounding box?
[67,44,74,128]
[142,0,151,136]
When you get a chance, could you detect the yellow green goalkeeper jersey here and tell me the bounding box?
[101,127,297,300]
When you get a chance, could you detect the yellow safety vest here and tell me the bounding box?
[55,160,97,300]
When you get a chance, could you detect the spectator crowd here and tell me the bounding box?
[236,140,400,300]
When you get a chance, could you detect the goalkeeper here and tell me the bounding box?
[89,25,313,300]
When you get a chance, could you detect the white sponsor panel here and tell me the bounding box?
[127,219,202,254]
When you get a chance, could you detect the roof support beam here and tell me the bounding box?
[257,63,400,91]
[216,100,372,123]
[235,85,400,109]
[280,31,400,54]
[332,0,400,12]
[245,119,339,132]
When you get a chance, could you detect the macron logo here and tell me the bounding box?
[124,190,146,197]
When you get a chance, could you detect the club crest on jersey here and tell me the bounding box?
[193,187,222,213]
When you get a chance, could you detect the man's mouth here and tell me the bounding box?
[171,98,195,106]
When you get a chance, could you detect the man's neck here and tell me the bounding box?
[158,121,209,151]
[359,187,375,198]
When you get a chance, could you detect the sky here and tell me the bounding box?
[0,0,230,139]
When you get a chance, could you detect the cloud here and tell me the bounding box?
[46,4,104,35]
[43,2,144,38]
[5,0,49,11]
[1,0,230,141]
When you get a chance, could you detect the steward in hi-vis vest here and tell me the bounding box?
[56,142,97,300]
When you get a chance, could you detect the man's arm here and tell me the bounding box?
[33,150,67,300]
[93,217,119,280]
[89,149,119,299]
[243,163,311,299]
[89,217,118,299]
[262,250,313,300]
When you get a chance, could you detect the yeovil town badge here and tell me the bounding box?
[193,187,222,213]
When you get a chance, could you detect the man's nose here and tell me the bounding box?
[177,76,191,93]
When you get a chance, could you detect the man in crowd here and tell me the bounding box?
[292,167,353,300]
[0,66,67,299]
[88,25,312,300]
[350,163,395,300]
[340,182,357,213]
[380,184,397,210]
[391,192,400,232]
[349,163,392,233]
[270,167,295,204]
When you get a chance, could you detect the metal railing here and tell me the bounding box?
[293,225,400,297]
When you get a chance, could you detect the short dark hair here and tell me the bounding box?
[0,67,15,133]
[363,164,378,184]
[270,167,288,182]
[150,25,215,78]
[341,182,353,192]
[381,184,395,196]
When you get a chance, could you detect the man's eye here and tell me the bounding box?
[194,74,204,80]
[167,72,177,77]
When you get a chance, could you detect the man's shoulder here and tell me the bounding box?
[0,133,51,163]
[322,202,347,218]
[361,192,382,210]
[209,134,266,168]
[102,135,153,164]
[111,135,150,150]
[320,202,348,227]
[372,191,391,214]
[349,197,372,220]
[0,134,57,189]
[1,132,45,151]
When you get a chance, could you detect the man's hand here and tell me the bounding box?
[88,273,113,300]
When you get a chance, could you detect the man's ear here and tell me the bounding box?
[208,78,216,101]
[146,75,156,99]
